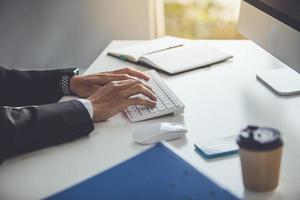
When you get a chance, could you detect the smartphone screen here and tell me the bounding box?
[194,135,239,159]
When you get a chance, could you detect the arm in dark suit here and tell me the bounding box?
[0,66,94,163]
[0,100,94,162]
[0,66,76,106]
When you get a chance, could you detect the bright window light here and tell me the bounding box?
[164,0,244,39]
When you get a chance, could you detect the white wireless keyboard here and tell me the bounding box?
[124,70,185,122]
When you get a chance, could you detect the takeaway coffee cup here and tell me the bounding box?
[237,126,283,192]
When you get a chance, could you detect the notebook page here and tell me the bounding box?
[108,36,185,62]
[141,43,232,74]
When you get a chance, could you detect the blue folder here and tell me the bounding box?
[46,143,239,200]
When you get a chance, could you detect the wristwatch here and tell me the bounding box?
[59,68,79,95]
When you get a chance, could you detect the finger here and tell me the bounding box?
[121,84,157,101]
[91,73,138,85]
[113,79,143,90]
[115,77,154,93]
[113,68,150,80]
[140,81,154,93]
[124,97,156,108]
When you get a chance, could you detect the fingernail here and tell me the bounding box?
[151,100,157,106]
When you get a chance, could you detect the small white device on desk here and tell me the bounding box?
[124,70,185,122]
[133,122,187,144]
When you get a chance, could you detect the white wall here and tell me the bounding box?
[0,0,164,71]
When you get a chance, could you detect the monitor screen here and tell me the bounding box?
[244,0,300,31]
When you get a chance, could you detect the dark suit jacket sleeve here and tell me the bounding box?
[0,100,94,162]
[0,66,75,106]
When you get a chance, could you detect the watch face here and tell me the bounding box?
[73,68,79,75]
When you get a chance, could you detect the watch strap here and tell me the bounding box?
[59,68,79,96]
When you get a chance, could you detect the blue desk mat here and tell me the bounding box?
[46,143,239,200]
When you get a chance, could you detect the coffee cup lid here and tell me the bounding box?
[237,126,283,151]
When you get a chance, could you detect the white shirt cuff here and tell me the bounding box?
[76,99,93,119]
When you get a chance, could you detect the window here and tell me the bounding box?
[164,0,244,39]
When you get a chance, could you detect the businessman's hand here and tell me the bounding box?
[70,68,150,98]
[87,79,157,122]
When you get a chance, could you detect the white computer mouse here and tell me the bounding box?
[133,122,187,145]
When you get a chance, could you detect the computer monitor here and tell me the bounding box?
[238,0,300,95]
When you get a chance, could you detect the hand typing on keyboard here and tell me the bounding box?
[87,68,157,122]
[124,70,185,122]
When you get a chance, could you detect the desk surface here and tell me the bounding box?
[0,40,299,200]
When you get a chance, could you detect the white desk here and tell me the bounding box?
[0,40,299,200]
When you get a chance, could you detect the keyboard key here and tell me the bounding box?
[130,111,141,118]
[157,105,167,111]
[127,106,136,112]
[148,107,158,113]
[137,105,150,115]
[165,102,175,109]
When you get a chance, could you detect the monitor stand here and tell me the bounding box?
[256,68,300,96]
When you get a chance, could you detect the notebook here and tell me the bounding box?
[46,142,240,200]
[108,36,233,75]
